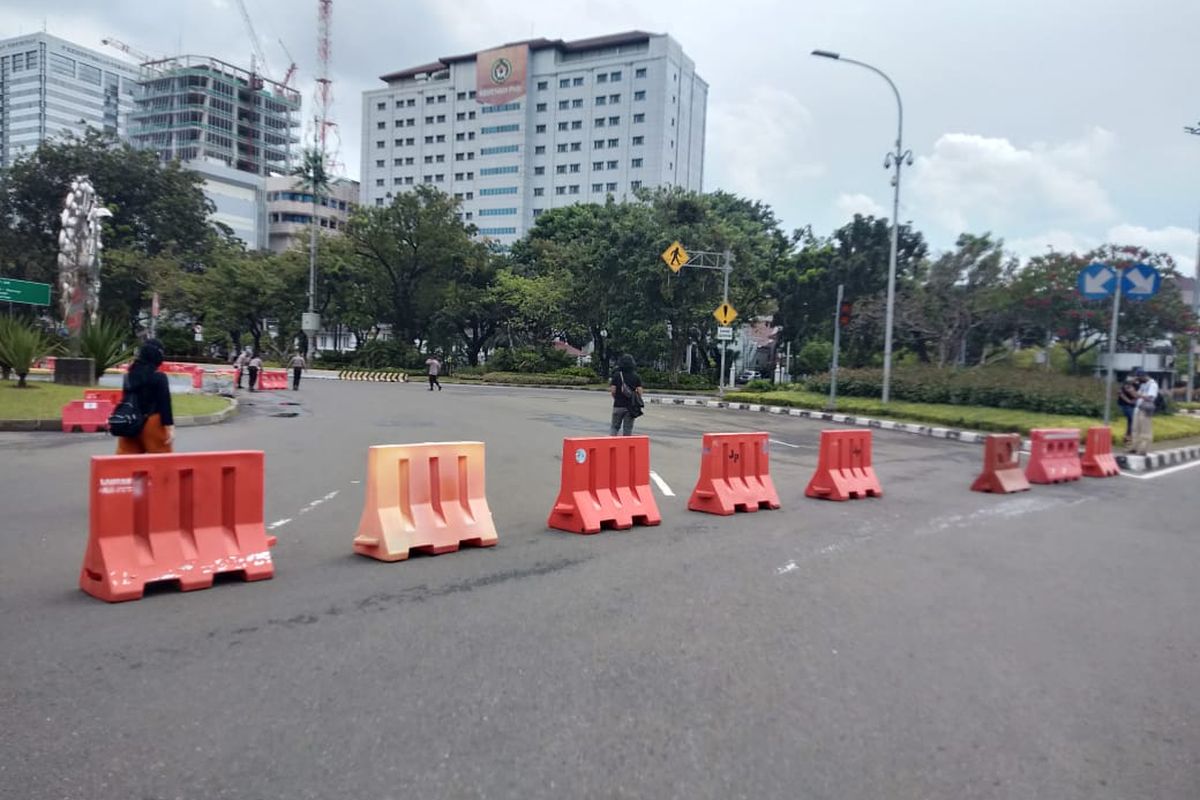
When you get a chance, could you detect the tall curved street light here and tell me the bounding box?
[812,50,912,404]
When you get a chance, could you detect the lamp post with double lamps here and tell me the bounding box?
[812,50,912,404]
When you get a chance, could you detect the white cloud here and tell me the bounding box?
[1107,224,1197,274]
[706,86,823,199]
[910,128,1118,234]
[834,192,886,220]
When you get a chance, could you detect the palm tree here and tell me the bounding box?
[290,147,331,356]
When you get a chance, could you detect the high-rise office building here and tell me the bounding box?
[129,56,302,249]
[0,33,139,167]
[361,31,707,245]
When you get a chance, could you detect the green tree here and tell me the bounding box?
[344,185,479,344]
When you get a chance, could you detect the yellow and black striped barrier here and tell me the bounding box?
[338,370,409,383]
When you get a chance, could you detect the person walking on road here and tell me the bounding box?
[1130,367,1159,456]
[1117,374,1140,446]
[289,351,306,390]
[425,354,442,391]
[247,352,262,392]
[116,339,175,455]
[609,353,644,436]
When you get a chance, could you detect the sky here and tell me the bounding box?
[5,0,1200,271]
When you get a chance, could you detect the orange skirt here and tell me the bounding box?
[115,413,173,455]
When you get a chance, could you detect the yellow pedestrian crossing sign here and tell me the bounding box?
[713,302,738,326]
[661,241,689,272]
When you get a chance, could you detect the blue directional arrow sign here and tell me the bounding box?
[1121,262,1161,302]
[1077,262,1117,300]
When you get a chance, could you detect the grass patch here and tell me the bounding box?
[725,389,1200,444]
[0,381,229,420]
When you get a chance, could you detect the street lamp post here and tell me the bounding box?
[812,50,912,404]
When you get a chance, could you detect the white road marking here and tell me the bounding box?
[649,470,675,497]
[1120,459,1200,480]
[298,490,341,515]
[776,560,798,575]
[267,518,291,530]
[769,438,801,449]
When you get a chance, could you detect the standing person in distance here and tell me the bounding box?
[609,353,644,436]
[1117,374,1140,447]
[247,351,262,392]
[425,353,442,391]
[233,347,250,389]
[115,339,175,454]
[1130,367,1159,456]
[289,350,306,390]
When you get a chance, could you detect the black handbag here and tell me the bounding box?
[621,373,644,418]
[107,392,146,437]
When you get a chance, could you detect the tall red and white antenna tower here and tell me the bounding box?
[315,0,335,160]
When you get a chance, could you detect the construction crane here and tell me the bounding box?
[277,38,298,88]
[315,0,334,155]
[235,0,272,79]
[101,37,154,65]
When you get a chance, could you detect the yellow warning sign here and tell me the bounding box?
[661,241,689,272]
[713,302,738,326]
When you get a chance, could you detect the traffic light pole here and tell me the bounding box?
[829,283,843,409]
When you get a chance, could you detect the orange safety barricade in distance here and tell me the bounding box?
[62,398,116,432]
[1025,428,1082,484]
[688,432,781,515]
[258,369,288,390]
[805,429,882,501]
[80,451,276,602]
[1081,426,1120,478]
[547,436,662,533]
[353,442,497,561]
[970,434,1031,493]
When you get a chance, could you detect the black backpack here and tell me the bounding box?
[107,391,145,437]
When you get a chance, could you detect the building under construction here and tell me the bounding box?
[129,55,300,175]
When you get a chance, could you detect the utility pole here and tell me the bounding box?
[829,284,844,409]
[812,50,912,404]
[1184,125,1199,401]
[1102,268,1125,425]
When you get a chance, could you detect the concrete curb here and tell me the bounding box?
[647,395,1199,475]
[175,397,239,428]
[0,397,238,432]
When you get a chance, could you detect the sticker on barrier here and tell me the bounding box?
[352,441,497,561]
[79,450,276,602]
[805,429,882,501]
[1025,428,1082,484]
[971,434,1031,493]
[547,435,662,533]
[687,432,781,515]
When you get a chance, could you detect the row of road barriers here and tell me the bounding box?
[77,428,885,602]
[75,425,1123,603]
[971,426,1120,494]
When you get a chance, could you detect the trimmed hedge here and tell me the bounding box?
[804,366,1111,417]
[479,372,594,386]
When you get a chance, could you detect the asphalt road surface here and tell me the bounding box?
[2,381,1198,800]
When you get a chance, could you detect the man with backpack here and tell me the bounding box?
[1130,367,1159,456]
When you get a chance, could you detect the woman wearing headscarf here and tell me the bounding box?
[115,339,175,454]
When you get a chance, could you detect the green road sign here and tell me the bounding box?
[0,277,51,306]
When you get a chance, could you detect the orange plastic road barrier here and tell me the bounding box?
[805,429,882,501]
[62,398,116,432]
[258,369,288,390]
[1081,426,1120,478]
[688,432,781,515]
[970,434,1031,493]
[80,451,276,602]
[547,436,662,533]
[1025,428,1082,484]
[353,442,497,561]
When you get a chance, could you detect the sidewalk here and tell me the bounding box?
[647,395,1200,474]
